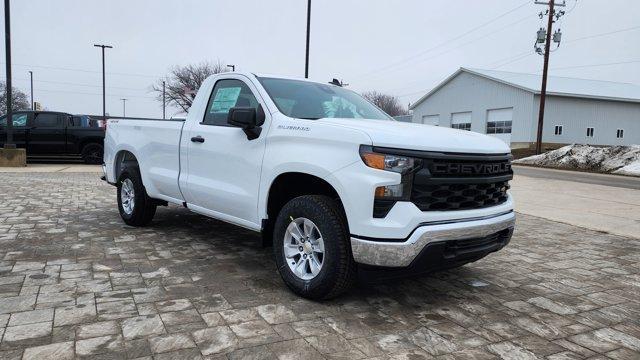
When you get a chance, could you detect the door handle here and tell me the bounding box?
[191,136,205,143]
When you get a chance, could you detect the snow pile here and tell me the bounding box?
[616,161,640,176]
[513,144,640,176]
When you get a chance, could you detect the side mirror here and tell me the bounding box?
[227,107,257,129]
[227,106,263,140]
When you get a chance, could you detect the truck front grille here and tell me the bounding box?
[410,152,512,212]
[411,181,510,211]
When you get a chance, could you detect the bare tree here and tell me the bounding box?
[362,91,408,117]
[152,61,228,113]
[0,82,30,116]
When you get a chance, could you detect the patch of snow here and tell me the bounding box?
[613,161,640,176]
[513,144,640,176]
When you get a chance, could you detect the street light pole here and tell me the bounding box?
[93,44,113,120]
[4,0,14,148]
[120,98,127,118]
[29,70,33,110]
[305,0,311,78]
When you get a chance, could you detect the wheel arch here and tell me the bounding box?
[113,149,140,181]
[262,171,348,246]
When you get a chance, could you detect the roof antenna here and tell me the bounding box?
[329,78,342,87]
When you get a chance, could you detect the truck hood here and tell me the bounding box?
[317,118,511,154]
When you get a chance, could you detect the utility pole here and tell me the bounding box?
[162,80,166,119]
[120,98,127,117]
[533,0,565,154]
[226,64,235,72]
[93,44,113,120]
[304,0,311,78]
[4,0,14,148]
[29,71,33,110]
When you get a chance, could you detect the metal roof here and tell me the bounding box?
[410,67,640,109]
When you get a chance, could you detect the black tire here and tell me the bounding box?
[81,143,104,164]
[116,167,157,226]
[273,195,356,300]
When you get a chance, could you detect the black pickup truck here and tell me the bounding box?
[0,110,105,164]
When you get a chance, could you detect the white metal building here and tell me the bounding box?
[409,68,640,149]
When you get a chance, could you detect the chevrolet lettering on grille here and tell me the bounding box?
[431,162,511,176]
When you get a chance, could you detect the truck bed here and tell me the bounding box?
[103,118,186,203]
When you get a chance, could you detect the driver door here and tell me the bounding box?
[182,77,268,229]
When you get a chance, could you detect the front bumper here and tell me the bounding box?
[350,211,515,268]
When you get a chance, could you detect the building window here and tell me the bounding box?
[554,125,563,135]
[486,121,512,134]
[616,129,624,139]
[586,127,594,137]
[452,122,471,131]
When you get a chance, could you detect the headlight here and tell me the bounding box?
[359,145,419,203]
[359,146,417,174]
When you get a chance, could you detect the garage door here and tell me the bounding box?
[451,112,472,131]
[421,114,440,126]
[486,108,513,145]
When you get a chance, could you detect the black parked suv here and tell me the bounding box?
[0,111,105,164]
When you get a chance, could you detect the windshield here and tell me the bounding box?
[258,77,393,121]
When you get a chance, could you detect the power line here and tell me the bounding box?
[376,14,534,89]
[351,0,531,81]
[490,50,535,69]
[566,24,640,43]
[490,24,640,69]
[2,76,148,91]
[0,62,161,78]
[33,87,155,99]
[550,59,640,70]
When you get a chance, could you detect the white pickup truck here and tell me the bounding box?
[103,72,514,299]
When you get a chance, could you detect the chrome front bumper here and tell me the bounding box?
[350,211,516,267]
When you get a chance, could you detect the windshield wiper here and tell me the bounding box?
[298,117,320,120]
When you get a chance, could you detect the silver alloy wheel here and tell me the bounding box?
[283,217,325,280]
[121,178,135,215]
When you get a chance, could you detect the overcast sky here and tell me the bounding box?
[1,0,639,118]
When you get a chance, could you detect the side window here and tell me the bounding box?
[34,113,61,127]
[0,113,28,127]
[68,115,99,128]
[202,79,259,126]
[69,116,83,127]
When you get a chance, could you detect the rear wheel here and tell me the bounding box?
[81,143,103,164]
[117,168,156,226]
[273,195,356,300]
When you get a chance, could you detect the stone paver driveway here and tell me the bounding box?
[0,172,639,359]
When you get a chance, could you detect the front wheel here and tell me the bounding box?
[273,195,356,300]
[117,168,156,226]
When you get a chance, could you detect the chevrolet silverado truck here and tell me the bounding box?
[102,72,514,299]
